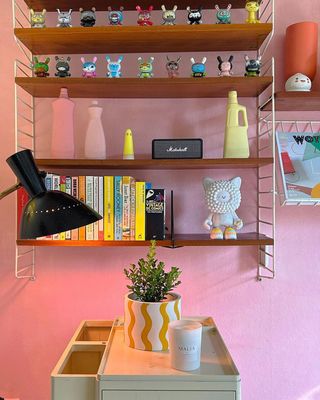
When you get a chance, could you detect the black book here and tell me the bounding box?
[145,189,165,240]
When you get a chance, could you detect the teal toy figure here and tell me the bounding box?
[32,57,50,77]
[138,57,154,78]
[245,0,262,23]
[215,4,232,24]
[191,57,207,78]
[106,56,123,78]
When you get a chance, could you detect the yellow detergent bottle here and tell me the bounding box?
[223,91,249,158]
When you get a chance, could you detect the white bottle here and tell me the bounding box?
[84,101,106,159]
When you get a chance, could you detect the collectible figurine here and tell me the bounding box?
[81,57,97,78]
[161,5,178,25]
[30,9,46,28]
[217,55,233,76]
[215,4,232,24]
[55,56,71,77]
[79,8,97,27]
[166,56,181,78]
[244,55,261,77]
[32,57,50,77]
[106,56,123,78]
[245,0,262,24]
[136,5,154,26]
[191,57,207,77]
[107,6,124,25]
[138,57,154,78]
[186,7,203,24]
[285,73,312,92]
[57,9,72,27]
[203,177,243,240]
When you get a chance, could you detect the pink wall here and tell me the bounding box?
[1,1,320,399]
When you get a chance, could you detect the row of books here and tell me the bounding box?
[18,175,166,241]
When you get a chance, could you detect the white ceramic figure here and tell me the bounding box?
[285,73,312,92]
[203,177,243,239]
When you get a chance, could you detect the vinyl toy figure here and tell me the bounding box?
[138,57,154,78]
[215,4,232,24]
[136,5,154,26]
[245,0,262,24]
[166,56,181,78]
[244,55,261,77]
[32,57,50,77]
[81,57,97,78]
[186,7,203,24]
[217,55,233,76]
[57,9,72,27]
[161,5,178,25]
[106,56,123,78]
[30,9,46,28]
[191,57,207,78]
[55,56,71,77]
[107,6,124,25]
[79,8,97,27]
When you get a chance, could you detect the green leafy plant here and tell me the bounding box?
[124,240,181,302]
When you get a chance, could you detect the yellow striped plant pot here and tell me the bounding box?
[124,292,181,351]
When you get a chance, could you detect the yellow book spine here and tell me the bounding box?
[104,176,114,240]
[135,181,146,241]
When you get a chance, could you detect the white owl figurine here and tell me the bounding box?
[203,176,243,240]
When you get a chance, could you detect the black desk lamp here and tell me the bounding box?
[0,149,102,239]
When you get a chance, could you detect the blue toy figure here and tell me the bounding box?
[106,56,123,78]
[81,57,97,78]
[108,6,124,25]
[191,57,207,77]
[244,55,262,77]
[138,57,154,78]
[215,4,232,24]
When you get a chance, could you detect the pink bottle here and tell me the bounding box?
[51,88,75,158]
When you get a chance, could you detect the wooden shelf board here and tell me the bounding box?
[14,24,272,54]
[24,0,246,12]
[17,233,274,247]
[262,91,320,112]
[16,77,272,99]
[36,158,274,170]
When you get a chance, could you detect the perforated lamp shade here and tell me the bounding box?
[6,150,102,239]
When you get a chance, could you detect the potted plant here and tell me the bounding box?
[124,240,182,351]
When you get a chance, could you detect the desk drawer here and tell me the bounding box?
[102,390,235,400]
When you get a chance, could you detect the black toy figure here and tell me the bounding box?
[186,6,203,24]
[244,55,262,77]
[55,56,71,77]
[79,8,96,27]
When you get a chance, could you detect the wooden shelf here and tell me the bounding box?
[16,77,272,99]
[36,158,274,170]
[17,233,274,247]
[24,0,246,12]
[14,24,272,55]
[262,91,320,112]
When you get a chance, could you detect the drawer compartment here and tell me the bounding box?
[102,391,235,400]
[75,321,113,342]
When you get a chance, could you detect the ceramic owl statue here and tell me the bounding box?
[203,177,243,240]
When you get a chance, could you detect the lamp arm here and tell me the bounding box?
[0,182,22,200]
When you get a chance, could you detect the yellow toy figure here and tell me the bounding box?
[245,0,262,24]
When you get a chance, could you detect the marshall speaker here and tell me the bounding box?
[152,139,203,159]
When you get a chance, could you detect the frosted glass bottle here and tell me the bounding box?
[84,101,106,159]
[51,88,75,158]
[223,91,249,158]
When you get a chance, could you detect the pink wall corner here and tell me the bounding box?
[1,1,320,400]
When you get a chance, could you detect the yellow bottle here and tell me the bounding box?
[223,91,249,158]
[123,128,135,160]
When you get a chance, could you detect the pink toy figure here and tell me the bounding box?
[217,55,233,77]
[81,57,97,78]
[136,5,154,26]
[166,56,181,78]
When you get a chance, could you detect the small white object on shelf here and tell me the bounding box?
[285,73,312,92]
